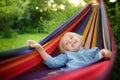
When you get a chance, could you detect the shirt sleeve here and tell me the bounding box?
[43,54,68,68]
[88,47,100,59]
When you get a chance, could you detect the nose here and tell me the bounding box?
[68,39,72,43]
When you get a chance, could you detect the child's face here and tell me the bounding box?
[61,33,82,52]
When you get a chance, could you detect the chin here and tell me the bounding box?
[73,48,79,52]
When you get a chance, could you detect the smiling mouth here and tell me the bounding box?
[71,41,77,47]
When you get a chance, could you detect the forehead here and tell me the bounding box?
[61,33,73,42]
[62,33,72,39]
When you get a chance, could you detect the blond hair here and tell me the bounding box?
[59,32,84,53]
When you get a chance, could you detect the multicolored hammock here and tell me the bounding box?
[0,0,116,80]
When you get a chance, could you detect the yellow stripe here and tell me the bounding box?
[91,11,98,47]
[102,25,107,49]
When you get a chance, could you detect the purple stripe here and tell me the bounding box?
[98,7,103,49]
[76,10,92,34]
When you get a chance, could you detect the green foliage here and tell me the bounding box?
[106,1,120,50]
[104,1,120,50]
[0,0,29,38]
[12,0,84,34]
[41,6,81,33]
[0,0,86,38]
[104,1,120,80]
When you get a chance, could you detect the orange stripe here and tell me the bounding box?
[0,51,40,73]
[0,52,34,65]
[102,24,107,49]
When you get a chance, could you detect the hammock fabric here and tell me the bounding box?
[0,0,116,80]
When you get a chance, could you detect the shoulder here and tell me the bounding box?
[83,47,100,51]
[63,51,77,57]
[89,47,100,52]
[64,51,77,55]
[57,53,67,58]
[91,47,99,50]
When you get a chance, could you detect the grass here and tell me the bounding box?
[0,33,48,51]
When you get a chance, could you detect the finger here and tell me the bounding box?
[26,40,33,44]
[101,51,105,56]
[27,40,37,45]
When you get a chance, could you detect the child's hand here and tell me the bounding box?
[99,49,112,59]
[27,40,49,61]
[27,40,41,49]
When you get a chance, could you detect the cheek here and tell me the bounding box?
[65,45,72,51]
[67,46,71,50]
[64,45,70,51]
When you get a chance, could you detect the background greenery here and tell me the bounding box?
[0,33,47,50]
[104,1,120,80]
[0,0,120,80]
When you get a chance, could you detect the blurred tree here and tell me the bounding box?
[114,2,120,48]
[14,0,57,33]
[104,1,120,80]
[84,0,90,3]
[16,0,73,33]
[0,0,29,38]
[104,0,116,28]
[0,0,93,36]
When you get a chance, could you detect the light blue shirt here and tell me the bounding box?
[43,47,100,70]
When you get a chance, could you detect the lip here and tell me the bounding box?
[71,41,77,47]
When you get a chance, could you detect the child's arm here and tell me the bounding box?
[99,49,112,59]
[27,40,48,61]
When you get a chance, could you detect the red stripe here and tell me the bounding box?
[40,61,109,80]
